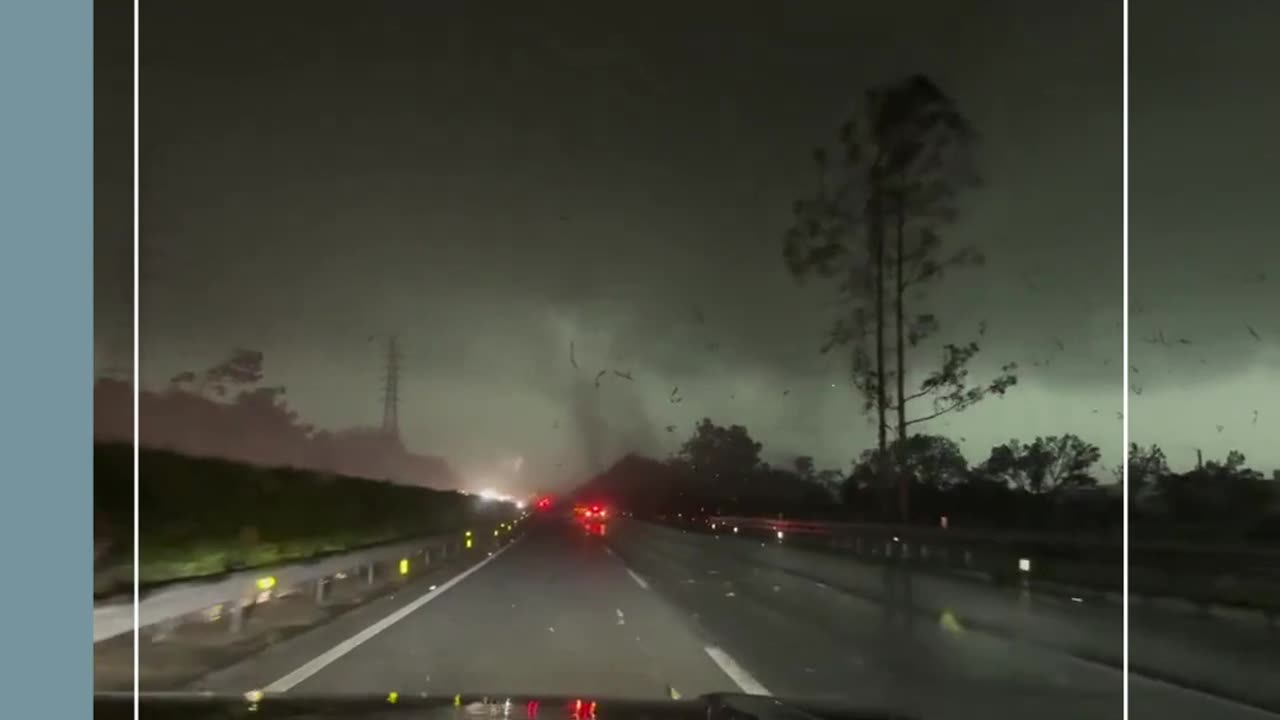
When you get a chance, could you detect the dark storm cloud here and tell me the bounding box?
[93,1,134,376]
[126,1,1123,482]
[1129,0,1280,470]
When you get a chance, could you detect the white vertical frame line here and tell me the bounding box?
[1121,1,1131,719]
[132,0,141,718]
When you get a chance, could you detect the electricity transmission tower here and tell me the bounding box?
[379,333,402,441]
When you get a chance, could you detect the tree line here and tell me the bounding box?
[1128,443,1280,542]
[581,418,1278,541]
[93,347,458,489]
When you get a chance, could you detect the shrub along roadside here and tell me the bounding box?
[94,442,513,591]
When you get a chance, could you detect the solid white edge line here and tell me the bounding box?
[625,568,649,590]
[262,538,519,693]
[704,646,771,696]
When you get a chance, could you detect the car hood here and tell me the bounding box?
[93,692,917,720]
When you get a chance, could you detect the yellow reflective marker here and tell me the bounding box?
[667,684,682,700]
[399,558,409,575]
[939,609,964,633]
[465,530,472,537]
[387,692,398,704]
[494,529,499,536]
[465,538,473,549]
[244,690,264,704]
[255,576,276,591]
[454,694,461,706]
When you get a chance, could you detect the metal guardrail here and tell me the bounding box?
[92,519,523,643]
[709,515,1126,545]
[709,515,1280,557]
[700,514,1280,614]
[703,514,1111,585]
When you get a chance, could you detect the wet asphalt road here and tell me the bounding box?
[196,517,1277,720]
[286,519,733,699]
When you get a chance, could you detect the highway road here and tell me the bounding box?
[192,516,1277,720]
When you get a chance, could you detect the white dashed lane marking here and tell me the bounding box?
[625,568,649,590]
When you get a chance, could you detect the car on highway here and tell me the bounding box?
[577,504,609,536]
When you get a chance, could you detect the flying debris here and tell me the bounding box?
[1253,410,1259,426]
[1091,409,1099,414]
[1053,338,1065,351]
[665,425,676,433]
[1145,331,1168,346]
[977,320,987,336]
[1130,365,1139,374]
[1176,338,1193,345]
[1131,384,1143,396]
[613,370,633,381]
[569,341,579,369]
[1115,411,1123,421]
[593,370,607,388]
[782,389,790,396]
[1216,425,1224,434]
[1247,325,1262,342]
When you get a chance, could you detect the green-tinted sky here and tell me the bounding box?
[98,1,1125,491]
[1130,0,1280,472]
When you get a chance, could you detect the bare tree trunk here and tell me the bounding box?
[894,192,909,523]
[869,174,890,519]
